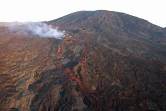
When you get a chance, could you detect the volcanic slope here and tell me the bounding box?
[0,10,166,111]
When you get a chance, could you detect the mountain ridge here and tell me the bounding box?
[51,10,164,30]
[50,10,166,64]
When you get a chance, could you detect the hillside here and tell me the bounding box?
[0,10,166,111]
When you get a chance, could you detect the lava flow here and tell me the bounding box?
[65,68,102,111]
[56,38,102,111]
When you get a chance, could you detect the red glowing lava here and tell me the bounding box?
[56,36,102,111]
[65,68,101,111]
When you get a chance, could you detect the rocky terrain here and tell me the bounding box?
[0,10,166,111]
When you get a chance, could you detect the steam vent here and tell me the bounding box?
[0,10,166,111]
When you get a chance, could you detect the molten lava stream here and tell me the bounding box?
[65,68,101,111]
[56,41,101,111]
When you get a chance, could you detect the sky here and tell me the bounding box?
[0,0,166,27]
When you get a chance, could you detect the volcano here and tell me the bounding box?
[0,10,166,111]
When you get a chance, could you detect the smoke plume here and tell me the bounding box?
[8,22,65,39]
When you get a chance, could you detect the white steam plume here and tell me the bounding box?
[8,22,65,39]
[27,22,65,39]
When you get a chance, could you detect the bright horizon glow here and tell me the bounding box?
[0,0,166,27]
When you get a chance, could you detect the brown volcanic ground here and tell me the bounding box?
[0,10,166,111]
